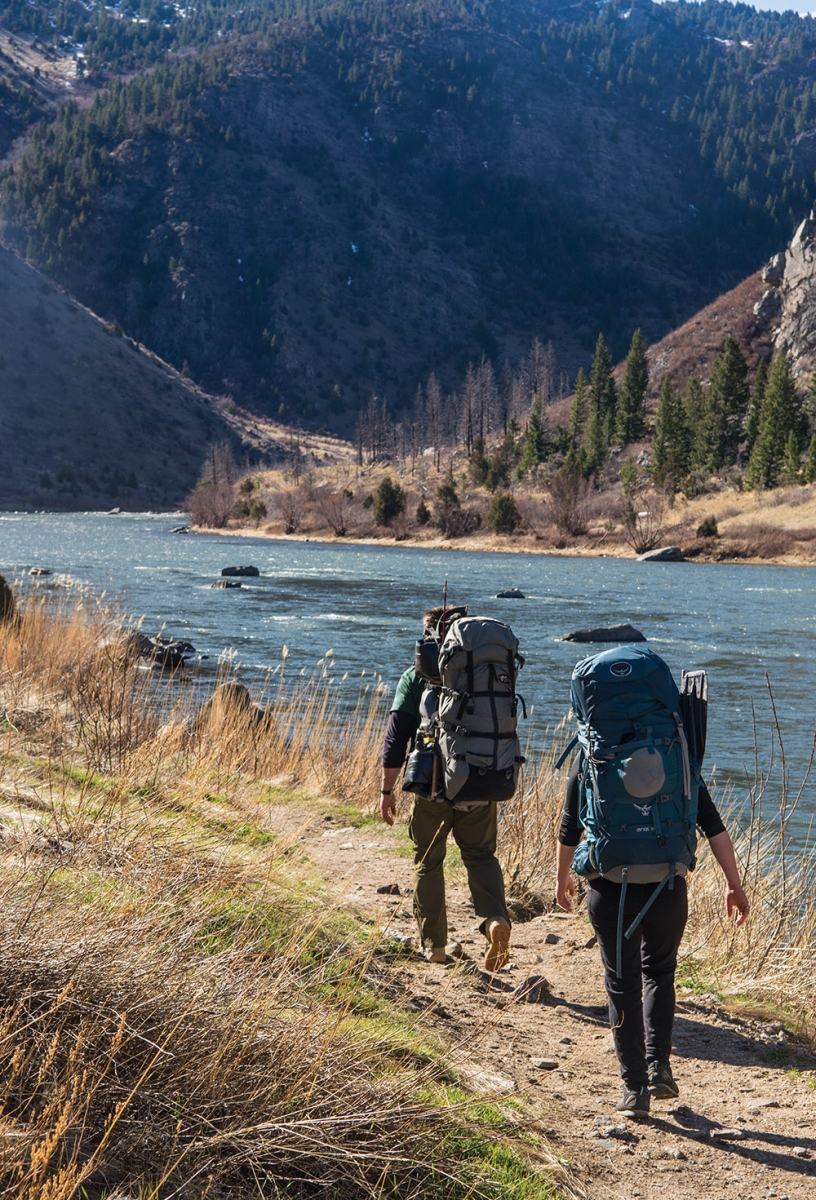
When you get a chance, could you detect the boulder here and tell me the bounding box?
[762,251,786,284]
[194,682,275,734]
[637,546,685,562]
[753,289,782,323]
[211,578,242,589]
[29,567,51,577]
[0,574,16,624]
[118,630,192,669]
[496,588,526,599]
[169,525,191,534]
[221,565,260,577]
[562,622,646,643]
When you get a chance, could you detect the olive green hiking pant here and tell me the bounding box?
[407,796,509,952]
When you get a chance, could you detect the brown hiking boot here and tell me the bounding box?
[484,918,511,972]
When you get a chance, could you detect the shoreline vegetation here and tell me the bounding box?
[188,465,816,568]
[1,586,815,1195]
[182,331,816,568]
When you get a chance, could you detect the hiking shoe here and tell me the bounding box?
[483,918,511,972]
[648,1061,679,1100]
[616,1087,651,1120]
[426,946,447,964]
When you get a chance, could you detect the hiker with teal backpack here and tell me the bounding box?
[380,603,525,971]
[555,646,749,1118]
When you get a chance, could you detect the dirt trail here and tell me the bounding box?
[281,803,816,1200]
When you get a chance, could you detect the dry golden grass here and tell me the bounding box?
[0,596,564,1199]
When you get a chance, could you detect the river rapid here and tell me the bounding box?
[2,512,815,839]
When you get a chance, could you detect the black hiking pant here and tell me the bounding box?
[587,876,688,1091]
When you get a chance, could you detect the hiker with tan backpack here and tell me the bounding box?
[380,603,525,971]
[555,646,749,1118]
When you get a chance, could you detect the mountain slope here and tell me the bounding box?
[0,244,279,509]
[4,0,816,428]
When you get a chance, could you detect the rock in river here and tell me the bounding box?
[496,588,526,599]
[562,623,646,643]
[221,565,260,577]
[637,546,685,562]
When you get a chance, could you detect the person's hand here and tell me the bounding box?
[555,875,575,913]
[380,791,396,826]
[726,882,750,927]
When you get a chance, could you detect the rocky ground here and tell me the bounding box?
[279,803,816,1200]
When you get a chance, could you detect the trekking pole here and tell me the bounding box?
[430,579,448,800]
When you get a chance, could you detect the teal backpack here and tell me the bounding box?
[558,646,701,975]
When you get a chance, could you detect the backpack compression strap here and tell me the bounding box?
[616,864,677,979]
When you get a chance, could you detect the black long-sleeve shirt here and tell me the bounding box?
[558,757,726,847]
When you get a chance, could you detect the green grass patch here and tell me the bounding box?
[416,1085,559,1198]
[49,762,110,790]
[676,956,722,999]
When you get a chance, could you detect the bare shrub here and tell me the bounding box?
[439,506,478,537]
[765,485,812,508]
[586,488,625,524]
[722,522,796,558]
[514,496,550,536]
[314,487,353,536]
[185,480,235,528]
[621,492,666,554]
[547,467,590,536]
[275,488,306,535]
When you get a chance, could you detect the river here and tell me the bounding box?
[1,512,814,836]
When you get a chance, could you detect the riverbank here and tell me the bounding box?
[195,479,816,567]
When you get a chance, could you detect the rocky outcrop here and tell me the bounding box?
[766,207,816,376]
[496,588,525,599]
[212,579,242,589]
[222,566,260,577]
[562,623,646,643]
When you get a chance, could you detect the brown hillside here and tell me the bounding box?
[0,245,294,509]
[643,270,768,396]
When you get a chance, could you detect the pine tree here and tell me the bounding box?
[568,368,589,446]
[804,433,816,485]
[517,394,548,475]
[807,372,816,435]
[620,453,641,499]
[745,357,768,456]
[683,376,705,431]
[745,350,802,490]
[581,407,606,476]
[782,429,802,484]
[690,383,721,474]
[651,376,690,493]
[708,336,750,465]
[589,333,617,427]
[615,328,649,445]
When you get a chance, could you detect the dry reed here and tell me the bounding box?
[0,593,560,1199]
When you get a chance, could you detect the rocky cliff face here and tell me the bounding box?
[758,208,816,378]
